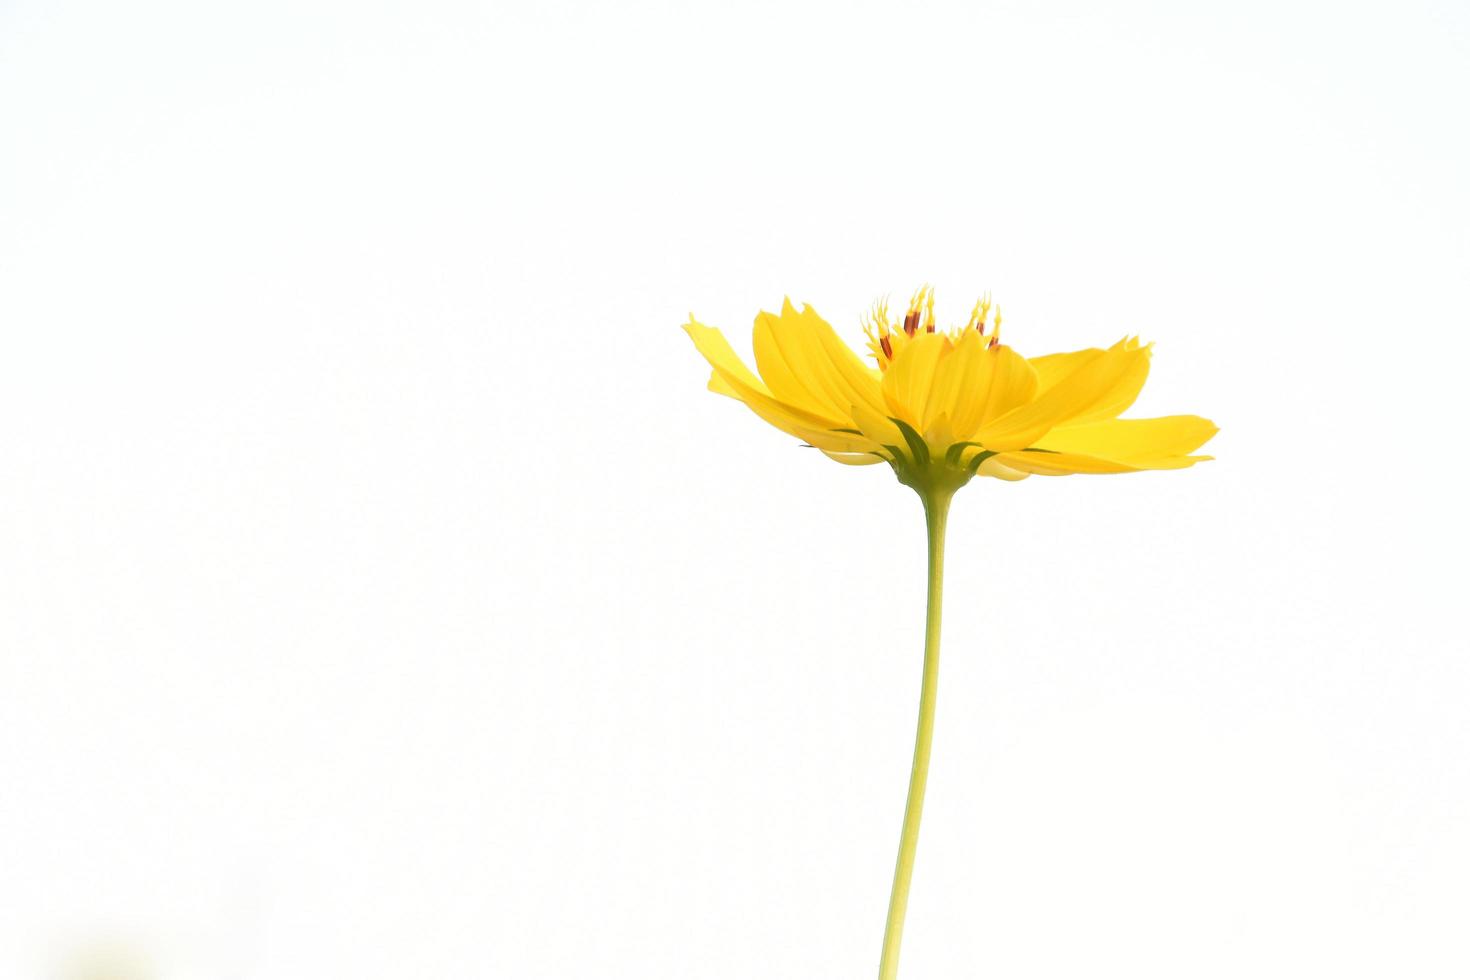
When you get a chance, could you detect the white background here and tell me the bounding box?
[2,0,1467,977]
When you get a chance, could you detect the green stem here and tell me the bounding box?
[878,489,952,980]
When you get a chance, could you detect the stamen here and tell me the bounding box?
[863,296,896,368]
[904,285,932,336]
[966,293,993,335]
[870,296,892,334]
[865,286,1007,361]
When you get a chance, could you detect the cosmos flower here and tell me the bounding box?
[683,287,1215,980]
[685,287,1215,489]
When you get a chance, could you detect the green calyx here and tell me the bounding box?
[884,419,995,498]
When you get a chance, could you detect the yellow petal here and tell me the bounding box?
[753,299,885,422]
[974,345,1040,431]
[927,330,990,433]
[752,308,841,420]
[975,456,1031,481]
[795,300,889,415]
[848,400,907,450]
[706,373,875,453]
[820,449,888,466]
[684,316,766,391]
[686,318,828,423]
[686,318,869,453]
[924,334,1041,439]
[995,450,1138,475]
[1027,348,1103,394]
[1067,338,1151,425]
[924,412,956,448]
[1036,415,1218,461]
[973,339,1151,451]
[996,448,1210,475]
[882,331,948,426]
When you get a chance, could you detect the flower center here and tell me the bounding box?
[863,286,1003,370]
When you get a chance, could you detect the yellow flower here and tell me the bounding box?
[684,287,1215,495]
[684,287,1216,980]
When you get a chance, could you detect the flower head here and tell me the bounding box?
[684,290,1215,495]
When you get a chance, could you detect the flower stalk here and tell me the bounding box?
[878,487,952,980]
